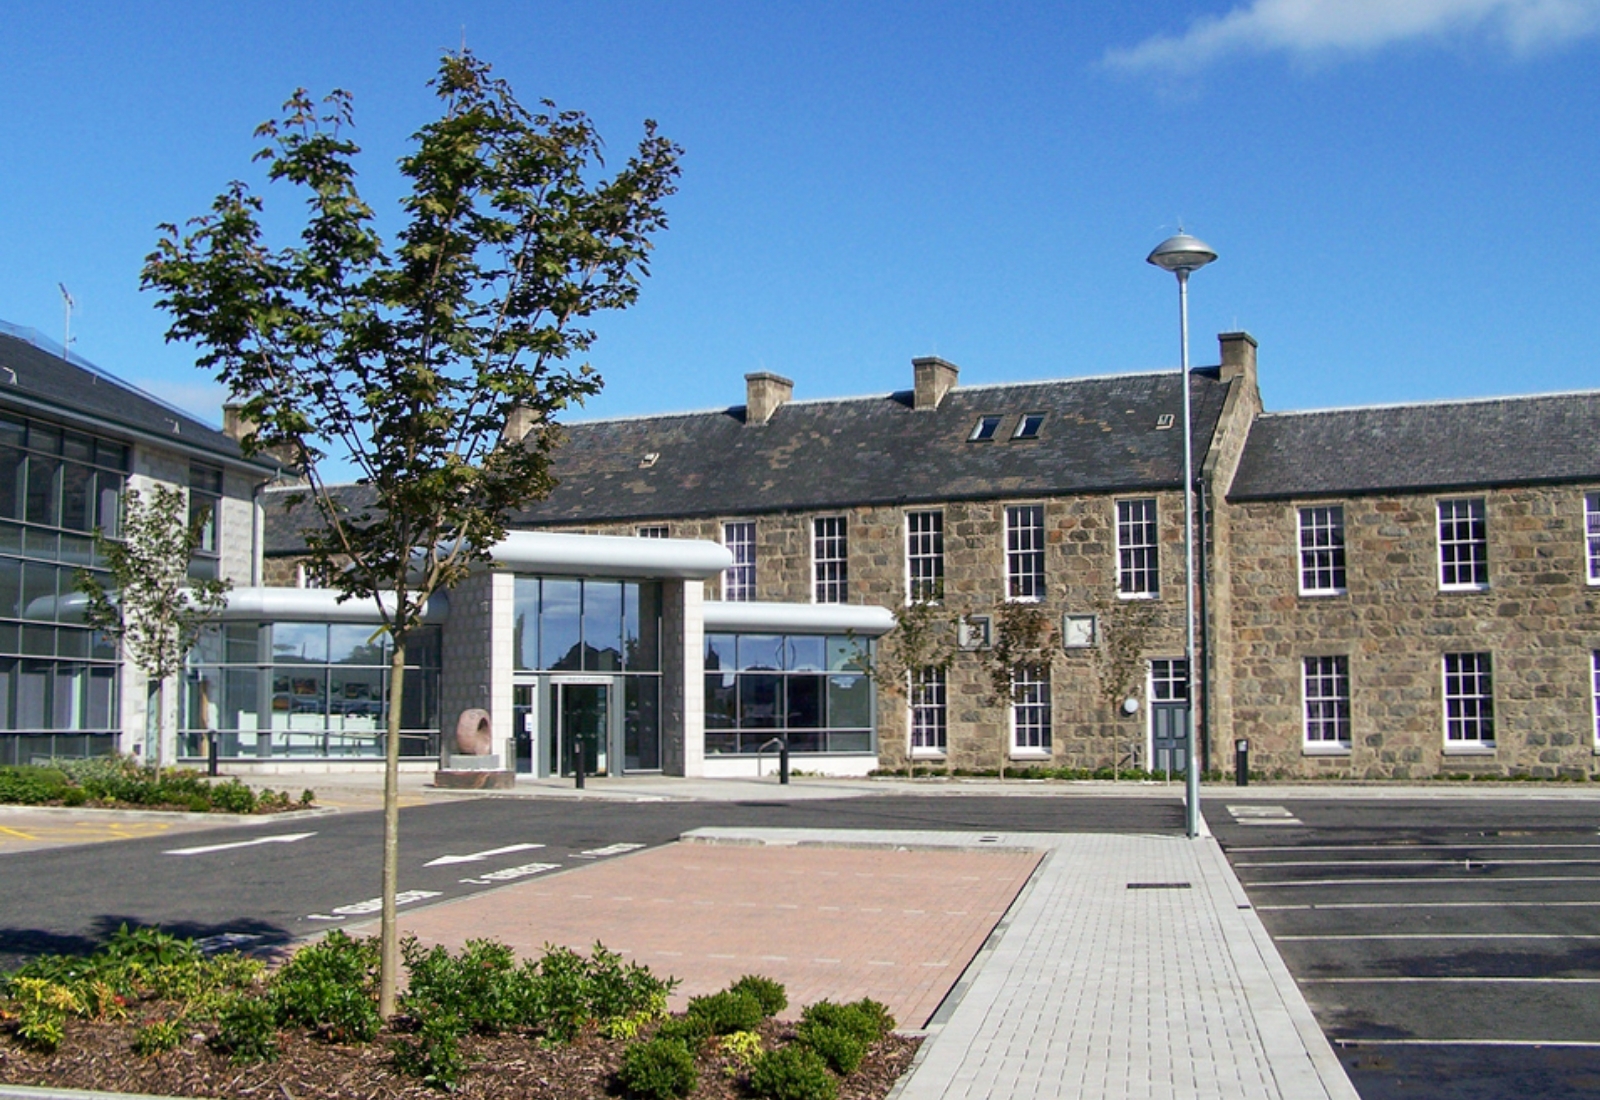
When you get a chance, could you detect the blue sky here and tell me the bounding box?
[2,0,1597,439]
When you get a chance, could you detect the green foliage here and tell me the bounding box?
[584,942,674,1028]
[207,779,259,814]
[391,1011,467,1090]
[748,1045,837,1100]
[0,757,297,813]
[795,1023,865,1075]
[651,1011,714,1053]
[400,936,521,1036]
[799,998,895,1042]
[212,994,279,1064]
[132,1016,185,1056]
[271,931,381,1043]
[686,989,765,1035]
[728,975,787,1017]
[0,766,70,804]
[6,978,82,1052]
[717,1028,766,1071]
[618,1036,699,1100]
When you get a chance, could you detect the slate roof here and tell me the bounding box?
[512,369,1234,525]
[0,324,272,470]
[1229,391,1600,501]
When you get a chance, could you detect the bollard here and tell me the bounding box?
[207,730,219,777]
[574,739,585,789]
[779,743,790,785]
[1235,739,1249,787]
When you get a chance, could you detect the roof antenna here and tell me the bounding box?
[58,284,76,360]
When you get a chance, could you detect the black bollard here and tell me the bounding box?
[207,730,220,777]
[779,743,790,785]
[1235,739,1249,787]
[574,739,585,789]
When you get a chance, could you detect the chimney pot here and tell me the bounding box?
[744,372,793,426]
[912,356,959,410]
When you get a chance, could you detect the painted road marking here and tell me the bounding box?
[1260,900,1600,911]
[1336,1039,1600,1049]
[1241,874,1600,888]
[424,843,544,867]
[1302,976,1600,985]
[307,889,441,921]
[165,832,316,856]
[572,842,645,859]
[1226,805,1303,825]
[1230,843,1600,853]
[1278,933,1600,941]
[1234,857,1600,869]
[460,861,560,885]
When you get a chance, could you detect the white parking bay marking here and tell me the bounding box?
[1226,805,1303,826]
[307,889,441,921]
[424,843,545,867]
[165,832,316,856]
[460,861,561,885]
[572,843,645,859]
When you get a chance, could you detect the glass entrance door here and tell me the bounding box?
[512,684,534,774]
[553,681,609,777]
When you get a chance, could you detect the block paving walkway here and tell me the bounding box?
[395,841,1041,1028]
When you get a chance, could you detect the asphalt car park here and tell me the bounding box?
[1212,795,1600,1100]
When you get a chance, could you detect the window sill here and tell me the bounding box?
[1443,743,1496,756]
[1438,584,1490,594]
[1009,750,1052,760]
[1004,594,1044,604]
[1117,592,1159,602]
[1299,589,1348,599]
[1302,742,1351,756]
[911,749,946,759]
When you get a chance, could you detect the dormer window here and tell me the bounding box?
[1013,413,1045,440]
[970,416,1002,441]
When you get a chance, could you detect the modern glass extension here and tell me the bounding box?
[181,622,442,760]
[703,632,874,755]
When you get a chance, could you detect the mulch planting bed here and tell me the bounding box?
[0,1017,921,1099]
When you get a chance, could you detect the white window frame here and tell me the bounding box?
[1302,655,1351,752]
[910,666,947,756]
[1006,504,1045,601]
[636,525,669,539]
[1586,493,1600,587]
[1443,652,1495,749]
[1010,664,1051,756]
[969,416,1002,442]
[1298,505,1347,596]
[1117,498,1159,599]
[1592,650,1600,750]
[1438,498,1489,591]
[905,510,944,603]
[722,521,756,602]
[812,516,848,604]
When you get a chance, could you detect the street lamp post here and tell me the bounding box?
[1146,233,1216,840]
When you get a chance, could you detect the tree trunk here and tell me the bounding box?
[378,636,407,1019]
[155,674,167,782]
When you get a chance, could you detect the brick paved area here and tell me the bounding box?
[396,842,1041,1027]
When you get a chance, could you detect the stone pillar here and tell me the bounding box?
[439,569,515,764]
[660,578,706,777]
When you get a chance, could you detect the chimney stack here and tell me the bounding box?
[222,402,253,443]
[912,356,959,410]
[744,371,793,426]
[1218,332,1257,387]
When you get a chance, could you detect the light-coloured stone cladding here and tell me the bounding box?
[1223,486,1600,779]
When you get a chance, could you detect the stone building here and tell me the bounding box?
[1220,394,1600,780]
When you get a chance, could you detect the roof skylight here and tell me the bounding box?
[1013,413,1044,440]
[970,415,1002,441]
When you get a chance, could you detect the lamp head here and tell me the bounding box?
[1146,233,1218,275]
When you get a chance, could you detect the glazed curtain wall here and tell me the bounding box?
[181,623,442,759]
[703,633,874,755]
[0,414,127,763]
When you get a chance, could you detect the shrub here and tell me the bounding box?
[686,989,765,1035]
[212,994,279,1064]
[529,943,593,1041]
[652,1012,714,1053]
[799,998,894,1041]
[132,1017,185,1056]
[7,978,81,1053]
[391,1010,467,1090]
[748,1045,837,1100]
[618,1036,698,1100]
[0,766,70,805]
[796,1022,866,1075]
[718,1028,765,1071]
[587,942,676,1030]
[728,974,787,1017]
[300,788,317,805]
[272,931,381,1043]
[401,936,523,1036]
[208,779,258,814]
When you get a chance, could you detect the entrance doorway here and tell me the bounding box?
[552,680,609,777]
[1148,658,1190,779]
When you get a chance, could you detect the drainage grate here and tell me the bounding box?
[1127,882,1192,890]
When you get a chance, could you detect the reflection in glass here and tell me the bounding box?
[329,624,385,665]
[704,634,736,671]
[583,580,623,671]
[540,579,582,670]
[828,636,868,672]
[625,676,660,770]
[739,674,781,728]
[738,635,783,671]
[272,623,328,664]
[786,675,822,728]
[514,577,539,670]
[705,672,736,728]
[20,563,57,620]
[787,636,825,671]
[828,674,872,728]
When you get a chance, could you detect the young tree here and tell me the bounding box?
[77,485,230,775]
[141,51,681,1015]
[866,593,957,777]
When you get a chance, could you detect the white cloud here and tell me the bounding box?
[1105,0,1600,73]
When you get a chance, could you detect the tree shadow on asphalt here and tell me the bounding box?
[0,915,293,972]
